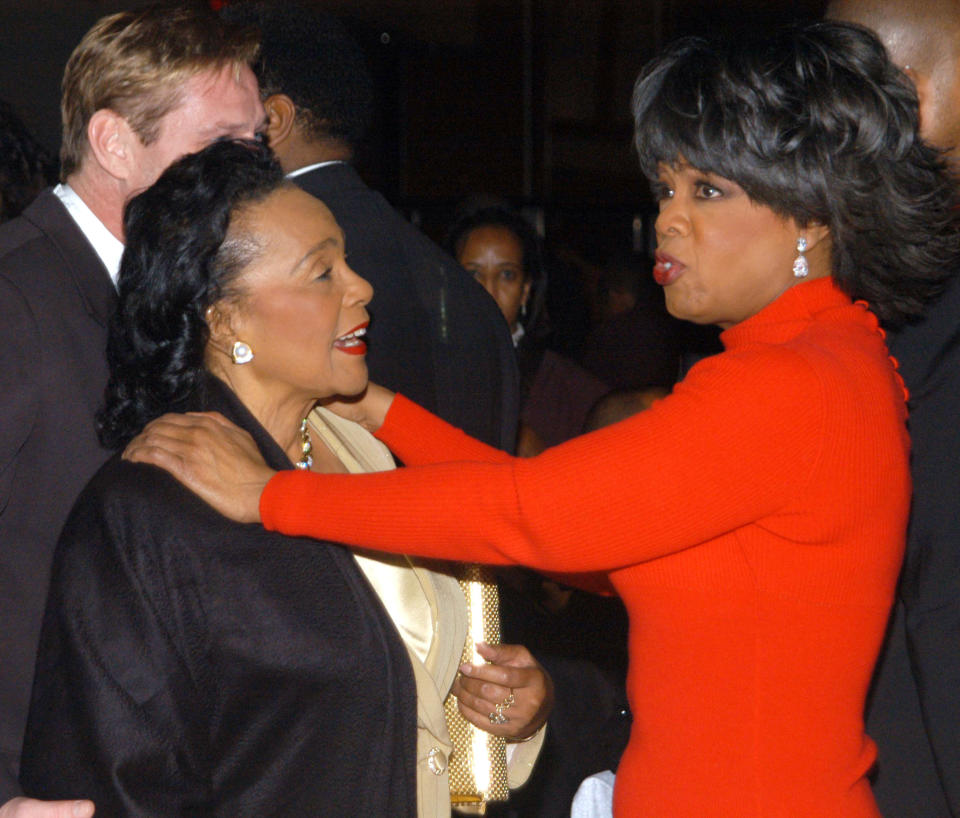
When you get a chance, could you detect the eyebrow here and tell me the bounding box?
[291,237,340,275]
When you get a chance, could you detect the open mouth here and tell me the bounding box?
[653,251,686,286]
[334,323,368,355]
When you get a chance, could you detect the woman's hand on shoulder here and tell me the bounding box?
[123,412,273,524]
[322,383,396,434]
[452,642,554,740]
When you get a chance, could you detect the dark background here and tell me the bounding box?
[0,0,827,271]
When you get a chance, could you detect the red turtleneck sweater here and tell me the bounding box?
[262,277,909,817]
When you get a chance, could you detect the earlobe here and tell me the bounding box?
[800,221,831,252]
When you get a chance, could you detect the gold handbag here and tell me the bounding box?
[444,564,509,811]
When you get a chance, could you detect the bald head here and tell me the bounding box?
[827,0,960,159]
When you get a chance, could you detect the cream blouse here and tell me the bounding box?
[308,407,542,818]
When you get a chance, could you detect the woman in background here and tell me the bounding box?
[447,203,608,456]
[125,22,959,817]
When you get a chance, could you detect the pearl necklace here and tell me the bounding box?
[295,418,313,470]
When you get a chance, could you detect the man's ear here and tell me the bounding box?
[264,93,298,150]
[86,109,138,181]
[904,66,934,137]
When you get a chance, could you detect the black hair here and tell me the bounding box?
[0,100,57,222]
[632,20,960,325]
[220,1,373,146]
[446,203,545,285]
[97,139,285,449]
[445,201,548,335]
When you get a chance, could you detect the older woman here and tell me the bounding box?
[125,22,959,817]
[19,141,549,817]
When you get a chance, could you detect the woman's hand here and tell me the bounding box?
[123,412,274,523]
[0,798,94,818]
[452,642,554,740]
[322,383,396,434]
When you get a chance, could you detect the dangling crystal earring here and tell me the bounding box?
[295,418,313,470]
[520,301,528,321]
[231,340,254,364]
[792,237,809,279]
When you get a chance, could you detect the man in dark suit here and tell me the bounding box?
[221,2,519,451]
[0,7,266,817]
[825,3,960,816]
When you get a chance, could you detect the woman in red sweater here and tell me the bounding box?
[127,22,960,817]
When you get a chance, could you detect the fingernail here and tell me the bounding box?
[460,662,474,675]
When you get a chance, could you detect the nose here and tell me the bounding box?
[343,263,374,306]
[654,194,689,241]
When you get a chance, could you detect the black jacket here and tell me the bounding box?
[868,268,960,818]
[0,190,115,800]
[20,376,418,817]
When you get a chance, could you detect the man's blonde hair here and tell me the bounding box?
[60,3,258,179]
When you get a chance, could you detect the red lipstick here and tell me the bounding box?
[653,251,685,286]
[334,322,368,356]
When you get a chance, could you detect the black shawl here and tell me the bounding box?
[20,376,417,817]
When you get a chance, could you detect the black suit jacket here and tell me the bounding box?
[293,163,519,450]
[868,269,960,817]
[0,190,115,800]
[20,375,418,817]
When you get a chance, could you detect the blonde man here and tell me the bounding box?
[0,6,265,816]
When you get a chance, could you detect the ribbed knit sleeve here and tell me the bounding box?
[261,345,827,573]
[377,394,513,466]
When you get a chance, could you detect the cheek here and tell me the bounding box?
[249,290,337,349]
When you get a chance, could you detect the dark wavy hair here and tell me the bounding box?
[632,21,960,325]
[97,139,284,449]
[445,202,548,335]
[221,1,373,146]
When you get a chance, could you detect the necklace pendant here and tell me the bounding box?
[295,418,313,470]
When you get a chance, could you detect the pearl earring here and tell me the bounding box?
[792,237,809,279]
[231,341,254,364]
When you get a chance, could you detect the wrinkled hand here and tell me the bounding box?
[122,412,274,523]
[322,383,395,434]
[452,643,553,740]
[0,798,94,818]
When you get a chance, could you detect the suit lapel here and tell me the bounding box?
[21,190,116,328]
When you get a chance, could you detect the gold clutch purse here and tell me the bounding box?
[444,564,510,811]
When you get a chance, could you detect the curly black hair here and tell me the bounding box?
[220,1,373,146]
[0,100,57,222]
[632,20,960,325]
[97,139,285,449]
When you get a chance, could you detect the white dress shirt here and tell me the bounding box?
[53,183,124,287]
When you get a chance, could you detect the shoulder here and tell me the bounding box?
[0,194,76,290]
[683,342,824,404]
[62,456,227,553]
[887,267,960,395]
